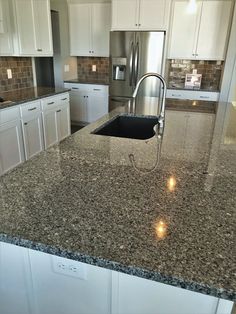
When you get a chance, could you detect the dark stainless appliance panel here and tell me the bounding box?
[136,32,165,97]
[109,32,135,97]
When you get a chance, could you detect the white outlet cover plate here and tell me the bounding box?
[51,256,87,280]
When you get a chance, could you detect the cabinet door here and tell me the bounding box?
[69,4,91,56]
[0,120,24,175]
[29,250,111,314]
[0,0,14,55]
[70,92,88,123]
[168,1,201,59]
[112,272,219,314]
[91,3,111,57]
[42,110,58,149]
[22,113,44,160]
[0,243,33,314]
[56,104,71,142]
[13,0,36,55]
[112,0,139,30]
[32,0,53,55]
[196,1,232,60]
[139,0,170,30]
[87,93,108,123]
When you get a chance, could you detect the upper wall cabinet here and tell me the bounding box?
[0,0,14,55]
[168,0,232,60]
[12,0,53,56]
[69,3,111,57]
[112,0,171,30]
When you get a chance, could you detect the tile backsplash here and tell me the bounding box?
[77,57,109,83]
[0,57,33,93]
[166,60,224,91]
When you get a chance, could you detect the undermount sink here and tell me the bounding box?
[91,114,159,140]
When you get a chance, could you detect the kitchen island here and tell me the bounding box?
[0,99,235,310]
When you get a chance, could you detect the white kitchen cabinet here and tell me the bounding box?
[64,83,108,124]
[0,107,24,175]
[0,0,14,55]
[0,242,33,314]
[12,0,53,56]
[112,0,170,30]
[166,89,220,101]
[168,0,232,60]
[42,109,58,149]
[69,3,111,57]
[111,271,223,314]
[29,250,112,314]
[42,93,71,149]
[21,112,44,160]
[20,100,44,160]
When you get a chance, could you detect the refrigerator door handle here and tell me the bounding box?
[134,42,139,86]
[129,42,134,86]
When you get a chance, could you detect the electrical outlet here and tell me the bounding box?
[51,256,87,279]
[92,64,96,72]
[64,64,69,72]
[7,69,12,79]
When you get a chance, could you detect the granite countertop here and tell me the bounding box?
[0,99,235,301]
[0,86,70,110]
[64,78,109,85]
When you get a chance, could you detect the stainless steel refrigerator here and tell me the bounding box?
[109,31,165,111]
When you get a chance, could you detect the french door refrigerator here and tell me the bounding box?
[109,31,165,111]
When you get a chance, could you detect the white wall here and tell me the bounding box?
[50,0,78,87]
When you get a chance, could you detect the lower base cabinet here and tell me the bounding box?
[0,119,24,175]
[21,112,44,160]
[0,242,234,314]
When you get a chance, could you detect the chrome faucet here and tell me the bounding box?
[132,72,167,136]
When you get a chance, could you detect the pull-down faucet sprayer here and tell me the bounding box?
[132,72,167,136]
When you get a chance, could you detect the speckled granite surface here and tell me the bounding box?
[0,100,235,301]
[0,86,70,109]
[64,78,109,85]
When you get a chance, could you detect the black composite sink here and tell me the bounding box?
[92,114,159,140]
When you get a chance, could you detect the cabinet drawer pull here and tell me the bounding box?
[72,87,79,90]
[93,88,101,91]
[61,98,68,101]
[172,94,181,97]
[37,48,42,52]
[47,102,55,105]
[56,109,61,113]
[200,96,209,99]
[28,107,37,111]
[24,122,28,125]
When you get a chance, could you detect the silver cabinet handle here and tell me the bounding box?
[28,107,37,111]
[56,109,61,113]
[200,96,210,99]
[172,94,182,97]
[93,88,101,91]
[47,102,55,105]
[61,98,68,100]
[72,87,79,90]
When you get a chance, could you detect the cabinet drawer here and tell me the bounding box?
[57,93,70,106]
[0,106,20,125]
[64,83,88,93]
[166,89,219,101]
[41,95,59,111]
[88,85,108,95]
[20,100,41,117]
